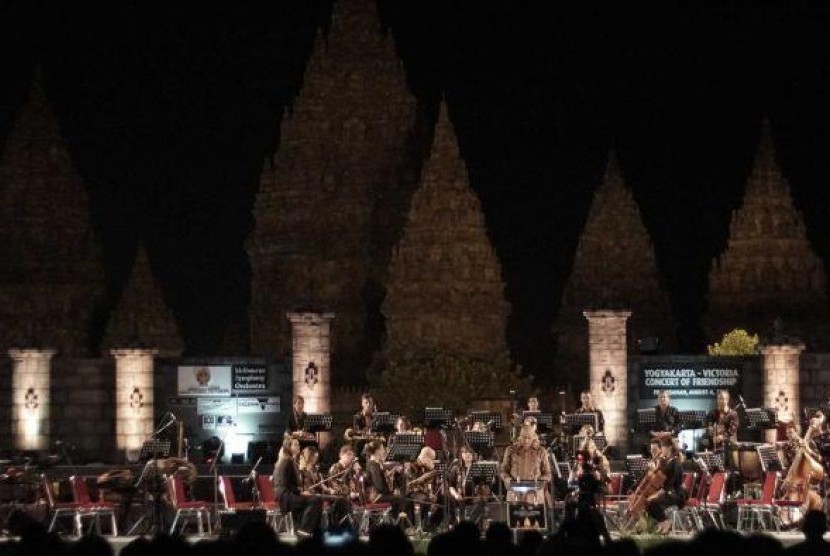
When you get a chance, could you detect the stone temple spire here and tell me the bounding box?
[705,119,829,346]
[382,101,509,358]
[0,69,105,355]
[102,244,183,357]
[249,0,417,376]
[553,151,674,377]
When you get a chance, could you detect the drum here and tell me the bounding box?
[730,443,762,479]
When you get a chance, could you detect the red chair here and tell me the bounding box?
[735,471,779,532]
[69,476,118,536]
[219,476,256,510]
[44,477,83,535]
[167,475,211,535]
[697,471,729,529]
[255,474,293,534]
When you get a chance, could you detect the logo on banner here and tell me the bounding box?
[177,366,232,396]
[304,362,319,389]
[238,397,279,414]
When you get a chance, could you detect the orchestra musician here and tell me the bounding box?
[272,436,322,536]
[645,436,686,535]
[364,441,410,526]
[353,393,376,433]
[395,416,412,433]
[575,390,605,433]
[448,445,490,531]
[561,436,612,545]
[703,390,739,454]
[327,444,363,526]
[651,390,680,438]
[286,395,316,445]
[405,446,442,532]
[568,437,610,493]
[500,425,552,504]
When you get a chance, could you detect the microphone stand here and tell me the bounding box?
[152,415,177,534]
[210,427,230,531]
[245,456,263,504]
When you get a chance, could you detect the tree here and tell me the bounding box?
[371,351,534,419]
[707,329,759,356]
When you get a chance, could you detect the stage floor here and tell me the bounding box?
[0,530,825,556]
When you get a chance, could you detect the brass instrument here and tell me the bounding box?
[344,428,385,443]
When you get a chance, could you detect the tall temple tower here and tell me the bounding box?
[101,244,184,357]
[383,101,509,358]
[553,152,674,381]
[249,0,418,379]
[0,70,104,355]
[705,120,829,347]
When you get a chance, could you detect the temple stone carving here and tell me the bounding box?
[383,101,509,358]
[554,152,674,379]
[0,70,104,355]
[705,120,830,347]
[101,245,184,357]
[249,0,418,379]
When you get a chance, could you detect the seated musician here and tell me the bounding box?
[500,425,552,504]
[575,390,605,433]
[395,416,411,433]
[780,410,825,516]
[287,395,316,446]
[298,446,349,526]
[448,445,490,530]
[651,390,680,438]
[782,422,802,468]
[328,444,363,501]
[272,436,322,536]
[645,436,686,535]
[405,446,442,531]
[568,437,610,495]
[703,390,739,454]
[353,393,376,433]
[469,420,497,460]
[363,441,410,525]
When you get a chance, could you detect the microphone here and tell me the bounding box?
[167,411,178,422]
[737,395,746,408]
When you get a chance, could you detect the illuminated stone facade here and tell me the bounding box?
[0,71,104,355]
[288,312,335,414]
[249,0,418,379]
[102,245,183,357]
[760,342,805,442]
[111,348,158,460]
[9,348,55,450]
[554,152,674,380]
[383,102,508,358]
[584,310,631,449]
[705,121,829,347]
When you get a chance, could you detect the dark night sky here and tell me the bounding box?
[2,1,830,381]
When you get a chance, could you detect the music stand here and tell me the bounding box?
[744,408,778,429]
[386,442,422,463]
[370,412,397,434]
[423,408,454,429]
[469,411,502,430]
[562,413,598,435]
[507,480,547,533]
[392,432,424,446]
[464,431,495,458]
[467,461,498,493]
[636,409,656,432]
[757,444,784,473]
[304,413,332,449]
[138,440,171,463]
[572,434,607,455]
[523,412,554,434]
[624,455,649,485]
[678,410,706,430]
[695,450,725,472]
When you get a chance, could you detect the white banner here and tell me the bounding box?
[237,397,280,414]
[177,366,232,396]
[196,398,237,416]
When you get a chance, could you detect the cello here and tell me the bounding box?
[620,454,666,533]
[779,420,825,512]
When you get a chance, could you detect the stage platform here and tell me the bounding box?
[0,530,824,556]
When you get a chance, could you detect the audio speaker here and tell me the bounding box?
[637,337,660,354]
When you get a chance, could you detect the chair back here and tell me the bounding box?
[693,473,709,501]
[167,475,188,509]
[218,475,236,508]
[706,472,728,505]
[256,474,276,504]
[70,476,92,505]
[759,471,778,504]
[608,472,624,496]
[43,477,58,508]
[681,472,696,497]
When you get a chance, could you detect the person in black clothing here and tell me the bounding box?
[575,390,605,433]
[651,390,681,438]
[646,436,686,534]
[364,441,410,526]
[271,436,322,536]
[286,395,306,434]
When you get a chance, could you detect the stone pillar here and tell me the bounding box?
[287,312,335,415]
[9,349,55,451]
[760,342,805,442]
[111,348,158,462]
[583,310,631,450]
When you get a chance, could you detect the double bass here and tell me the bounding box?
[620,455,666,532]
[779,423,825,511]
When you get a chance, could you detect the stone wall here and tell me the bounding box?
[799,353,830,413]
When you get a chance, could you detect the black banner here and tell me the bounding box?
[637,358,744,411]
[232,364,268,392]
